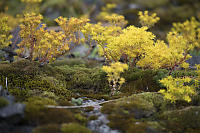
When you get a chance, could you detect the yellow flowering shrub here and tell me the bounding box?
[21,0,42,3]
[0,17,13,49]
[0,13,19,29]
[102,62,128,95]
[159,76,197,103]
[106,26,155,66]
[171,17,200,48]
[138,11,160,28]
[16,13,89,63]
[82,22,123,62]
[97,3,127,28]
[55,16,89,47]
[137,32,192,71]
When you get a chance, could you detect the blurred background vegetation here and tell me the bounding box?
[1,0,199,32]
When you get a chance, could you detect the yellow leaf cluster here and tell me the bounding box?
[102,62,128,95]
[55,16,89,46]
[17,13,89,63]
[97,3,127,28]
[82,22,123,62]
[159,76,197,103]
[107,26,155,63]
[171,17,200,48]
[137,32,192,70]
[21,0,42,3]
[0,17,13,49]
[138,11,160,28]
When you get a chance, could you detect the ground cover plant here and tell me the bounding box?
[0,0,200,133]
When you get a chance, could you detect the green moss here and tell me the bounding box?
[58,100,73,106]
[56,65,109,92]
[24,96,76,125]
[0,60,72,101]
[51,58,100,68]
[74,113,87,124]
[0,97,9,108]
[88,115,98,121]
[61,123,92,133]
[171,70,197,78]
[84,106,94,112]
[126,122,147,133]
[132,92,165,111]
[122,68,168,93]
[158,106,200,133]
[32,124,61,133]
[101,94,156,132]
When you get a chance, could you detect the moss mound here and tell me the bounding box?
[0,97,9,108]
[101,93,157,132]
[158,106,200,133]
[61,123,92,133]
[32,124,61,133]
[0,60,72,100]
[24,96,76,125]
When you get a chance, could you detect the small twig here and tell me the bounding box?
[6,77,8,91]
[46,99,119,109]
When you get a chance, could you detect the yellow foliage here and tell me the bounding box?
[137,32,192,70]
[159,76,197,103]
[171,17,200,48]
[0,17,13,49]
[97,3,127,28]
[21,0,42,3]
[138,11,160,28]
[102,62,128,95]
[17,13,67,63]
[82,22,123,62]
[0,13,19,29]
[55,16,89,46]
[106,26,155,64]
[17,13,89,63]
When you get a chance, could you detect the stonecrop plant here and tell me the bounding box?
[138,11,160,28]
[102,62,128,95]
[55,16,89,47]
[5,3,200,102]
[16,13,88,63]
[159,76,197,103]
[0,16,13,49]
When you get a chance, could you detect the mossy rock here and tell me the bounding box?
[61,123,92,133]
[122,68,168,93]
[74,113,87,124]
[56,65,109,92]
[0,60,72,101]
[24,96,76,125]
[158,106,200,133]
[51,58,100,68]
[101,93,157,132]
[0,97,9,108]
[32,124,61,133]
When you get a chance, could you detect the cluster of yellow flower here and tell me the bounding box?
[82,22,123,62]
[172,17,200,48]
[55,16,89,45]
[0,17,13,49]
[107,26,155,65]
[159,76,197,103]
[138,11,160,28]
[102,62,128,95]
[21,0,42,3]
[4,2,199,100]
[16,13,89,63]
